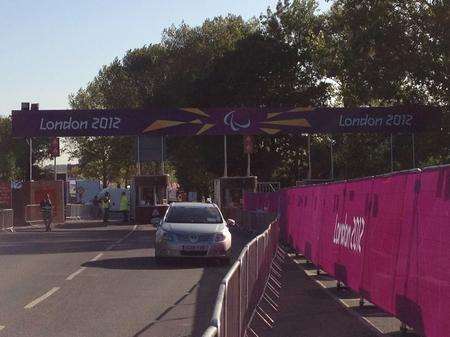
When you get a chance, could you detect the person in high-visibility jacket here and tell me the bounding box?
[102,192,111,224]
[119,191,129,223]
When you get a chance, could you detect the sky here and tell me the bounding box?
[1,0,330,163]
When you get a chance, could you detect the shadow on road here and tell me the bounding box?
[122,230,255,337]
[82,256,224,270]
[383,332,422,337]
[0,227,154,255]
[55,220,134,229]
[189,230,255,337]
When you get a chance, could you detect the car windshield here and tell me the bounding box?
[165,206,223,224]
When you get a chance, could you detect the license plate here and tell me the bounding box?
[182,245,207,251]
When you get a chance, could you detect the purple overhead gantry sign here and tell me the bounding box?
[11,105,443,137]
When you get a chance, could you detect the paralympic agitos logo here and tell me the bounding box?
[224,111,251,131]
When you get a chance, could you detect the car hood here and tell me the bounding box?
[162,222,226,234]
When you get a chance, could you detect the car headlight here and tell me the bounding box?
[162,231,175,242]
[215,233,226,242]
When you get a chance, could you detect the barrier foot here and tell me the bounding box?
[400,322,407,334]
[272,261,282,273]
[247,327,259,337]
[316,266,320,276]
[336,281,342,291]
[359,297,364,308]
[270,267,282,279]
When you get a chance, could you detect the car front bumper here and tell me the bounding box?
[156,240,231,258]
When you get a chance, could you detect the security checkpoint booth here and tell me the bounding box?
[131,175,169,224]
[214,176,257,209]
[12,180,65,226]
[0,180,14,232]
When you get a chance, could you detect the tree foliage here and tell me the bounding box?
[67,3,449,192]
[0,116,51,181]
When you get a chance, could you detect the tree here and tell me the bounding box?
[69,3,448,192]
[321,0,449,175]
[0,116,52,181]
[68,136,133,188]
[68,59,138,185]
[0,117,16,180]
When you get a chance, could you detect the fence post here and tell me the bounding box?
[400,322,407,333]
[223,283,227,337]
[238,263,242,337]
[202,217,280,337]
[239,259,243,337]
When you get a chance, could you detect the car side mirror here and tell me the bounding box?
[227,219,236,227]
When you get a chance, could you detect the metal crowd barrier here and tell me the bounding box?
[222,207,275,235]
[0,209,14,232]
[66,204,82,220]
[25,204,43,225]
[202,215,279,337]
[65,204,98,220]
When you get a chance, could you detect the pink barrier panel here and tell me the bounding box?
[393,166,450,336]
[333,178,373,291]
[360,173,409,315]
[316,183,347,280]
[243,165,450,337]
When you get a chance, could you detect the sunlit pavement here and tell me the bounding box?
[250,251,421,337]
[0,222,249,337]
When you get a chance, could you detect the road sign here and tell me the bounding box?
[49,137,60,157]
[244,135,254,154]
[135,135,164,162]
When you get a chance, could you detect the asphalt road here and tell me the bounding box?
[0,222,248,337]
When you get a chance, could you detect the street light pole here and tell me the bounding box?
[308,134,312,180]
[223,135,228,177]
[390,133,394,172]
[330,137,335,180]
[54,156,57,180]
[161,135,165,175]
[137,136,141,175]
[29,138,33,181]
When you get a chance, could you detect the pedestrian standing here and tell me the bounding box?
[119,191,129,223]
[40,194,53,232]
[102,192,111,224]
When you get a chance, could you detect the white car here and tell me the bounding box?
[155,202,234,264]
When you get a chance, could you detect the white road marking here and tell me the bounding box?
[24,287,60,309]
[91,253,103,261]
[22,225,139,312]
[116,225,138,244]
[316,280,328,289]
[361,316,385,334]
[66,267,86,281]
[66,226,137,280]
[0,325,5,331]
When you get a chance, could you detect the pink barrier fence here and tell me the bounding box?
[244,165,450,337]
